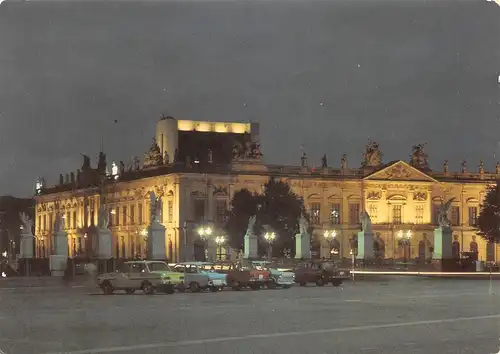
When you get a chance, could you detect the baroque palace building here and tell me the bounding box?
[34,116,500,262]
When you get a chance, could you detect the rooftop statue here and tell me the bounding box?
[362,140,383,168]
[143,138,163,168]
[409,143,429,169]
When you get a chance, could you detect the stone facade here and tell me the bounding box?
[32,117,500,263]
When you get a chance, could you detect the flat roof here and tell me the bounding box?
[177,120,251,134]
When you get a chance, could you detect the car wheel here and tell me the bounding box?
[189,282,200,293]
[283,285,291,289]
[267,281,277,289]
[231,281,241,291]
[332,280,342,287]
[165,285,175,294]
[177,284,186,293]
[142,281,156,295]
[316,278,325,287]
[249,284,260,290]
[125,288,135,294]
[210,286,218,292]
[218,287,224,292]
[299,282,307,287]
[101,281,114,295]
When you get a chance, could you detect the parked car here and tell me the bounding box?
[96,260,184,295]
[187,262,227,291]
[172,263,213,292]
[210,261,274,290]
[251,261,294,288]
[294,260,350,287]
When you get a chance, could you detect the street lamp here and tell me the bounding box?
[264,231,276,262]
[215,236,226,261]
[324,230,338,259]
[397,229,412,265]
[197,226,212,261]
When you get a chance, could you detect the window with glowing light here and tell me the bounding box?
[329,203,340,225]
[310,203,321,225]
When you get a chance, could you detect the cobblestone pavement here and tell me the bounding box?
[1,278,500,354]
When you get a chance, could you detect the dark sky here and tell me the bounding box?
[0,0,499,197]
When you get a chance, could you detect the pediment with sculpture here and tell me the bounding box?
[364,161,437,182]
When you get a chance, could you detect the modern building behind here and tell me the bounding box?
[33,115,498,262]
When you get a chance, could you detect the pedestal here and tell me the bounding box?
[49,255,67,277]
[20,233,34,259]
[148,223,166,261]
[206,240,217,262]
[356,231,375,260]
[295,233,311,259]
[432,227,452,259]
[96,228,112,259]
[243,233,258,259]
[53,231,68,257]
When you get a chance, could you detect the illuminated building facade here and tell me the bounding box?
[34,117,499,262]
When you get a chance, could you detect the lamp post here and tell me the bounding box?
[397,229,412,267]
[215,236,226,261]
[264,231,276,262]
[324,229,337,259]
[197,226,212,261]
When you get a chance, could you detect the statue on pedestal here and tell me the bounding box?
[479,160,484,174]
[163,151,169,165]
[359,211,372,234]
[443,160,449,174]
[19,212,33,233]
[321,154,328,168]
[245,215,257,236]
[97,206,109,229]
[461,160,467,173]
[54,212,64,232]
[148,191,161,224]
[301,152,308,167]
[438,198,456,228]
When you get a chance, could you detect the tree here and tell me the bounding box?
[224,178,308,256]
[224,188,261,251]
[476,182,500,243]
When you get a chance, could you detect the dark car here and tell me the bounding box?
[294,260,350,287]
[210,261,274,290]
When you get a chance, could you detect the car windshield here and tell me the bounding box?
[147,262,170,272]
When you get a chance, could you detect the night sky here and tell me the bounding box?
[0,0,498,197]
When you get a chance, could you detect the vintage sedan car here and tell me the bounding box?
[251,261,294,288]
[294,260,350,287]
[172,263,213,292]
[96,260,184,295]
[210,261,274,290]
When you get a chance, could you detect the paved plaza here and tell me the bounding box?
[1,278,500,353]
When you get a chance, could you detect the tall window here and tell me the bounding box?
[168,201,173,222]
[329,203,341,225]
[138,203,143,224]
[215,200,227,224]
[38,215,42,231]
[348,203,360,225]
[432,204,440,224]
[310,203,321,225]
[49,213,53,230]
[468,206,478,226]
[451,206,460,226]
[130,205,135,225]
[194,199,205,221]
[66,212,71,228]
[43,215,47,230]
[415,205,424,224]
[122,206,128,226]
[115,206,120,226]
[392,205,402,225]
[368,204,378,222]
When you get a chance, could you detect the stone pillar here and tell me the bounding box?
[243,232,258,259]
[50,230,68,276]
[96,228,113,259]
[356,231,375,260]
[148,222,166,260]
[432,226,453,271]
[20,231,35,259]
[295,232,311,259]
